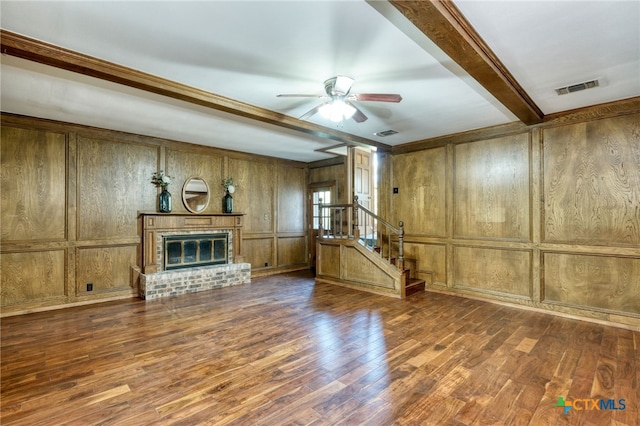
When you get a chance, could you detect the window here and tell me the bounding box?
[312,189,332,231]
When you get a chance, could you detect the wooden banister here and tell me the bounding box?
[318,196,405,273]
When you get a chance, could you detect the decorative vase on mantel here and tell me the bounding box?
[151,170,174,214]
[222,190,233,213]
[222,177,237,214]
[159,187,172,213]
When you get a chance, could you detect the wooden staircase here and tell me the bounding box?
[388,252,426,297]
[315,197,426,299]
[405,278,426,296]
[402,267,426,296]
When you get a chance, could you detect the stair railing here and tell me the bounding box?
[317,198,353,239]
[318,196,404,272]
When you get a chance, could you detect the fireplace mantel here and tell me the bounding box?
[139,212,245,274]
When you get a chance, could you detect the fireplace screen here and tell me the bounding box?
[164,234,228,271]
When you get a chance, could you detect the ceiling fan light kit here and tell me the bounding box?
[325,76,355,96]
[319,100,357,122]
[278,75,402,123]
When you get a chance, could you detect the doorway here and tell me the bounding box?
[352,147,377,243]
[308,182,335,272]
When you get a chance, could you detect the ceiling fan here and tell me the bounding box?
[277,75,402,123]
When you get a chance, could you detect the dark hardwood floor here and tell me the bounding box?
[1,270,638,425]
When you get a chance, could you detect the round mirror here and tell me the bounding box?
[182,177,210,213]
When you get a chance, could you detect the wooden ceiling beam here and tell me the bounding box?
[0,29,390,152]
[387,0,544,125]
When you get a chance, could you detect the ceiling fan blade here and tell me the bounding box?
[277,94,325,98]
[299,103,327,120]
[348,102,368,123]
[350,93,403,103]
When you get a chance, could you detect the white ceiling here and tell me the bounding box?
[1,1,638,162]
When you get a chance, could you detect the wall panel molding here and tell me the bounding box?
[387,110,640,329]
[76,135,158,241]
[391,147,447,237]
[542,114,640,246]
[1,126,67,243]
[543,252,640,315]
[1,250,67,306]
[453,133,531,241]
[1,113,310,315]
[453,245,532,298]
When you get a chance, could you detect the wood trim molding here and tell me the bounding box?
[542,96,640,126]
[139,213,245,274]
[0,29,391,153]
[392,96,640,155]
[0,112,308,166]
[392,121,529,154]
[308,156,346,169]
[387,0,544,125]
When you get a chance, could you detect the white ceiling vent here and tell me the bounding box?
[374,129,398,137]
[555,79,599,95]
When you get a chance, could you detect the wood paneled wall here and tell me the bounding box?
[384,110,640,328]
[240,159,307,274]
[309,158,347,203]
[0,114,308,315]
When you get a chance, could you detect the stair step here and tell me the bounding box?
[405,278,426,297]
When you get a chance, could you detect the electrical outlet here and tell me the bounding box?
[86,283,93,291]
[393,187,399,194]
[264,262,268,267]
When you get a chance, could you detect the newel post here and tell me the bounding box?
[352,195,360,240]
[398,221,405,272]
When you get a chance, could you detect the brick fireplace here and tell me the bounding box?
[138,213,250,300]
[163,233,228,271]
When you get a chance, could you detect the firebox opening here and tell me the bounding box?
[164,234,228,271]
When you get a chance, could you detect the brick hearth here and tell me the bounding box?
[140,262,251,300]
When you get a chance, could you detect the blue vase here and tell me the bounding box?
[159,188,172,213]
[223,191,233,213]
